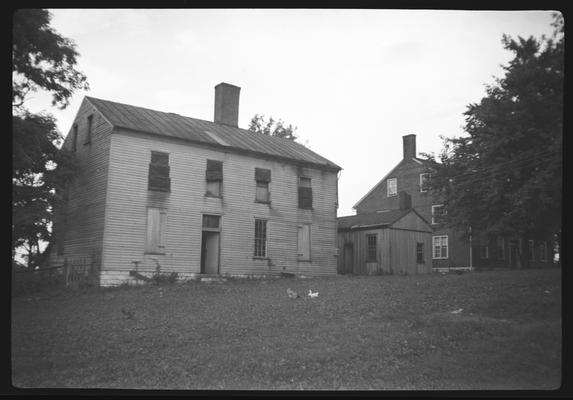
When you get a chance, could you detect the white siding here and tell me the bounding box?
[102,130,339,278]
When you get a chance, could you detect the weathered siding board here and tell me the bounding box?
[388,229,432,274]
[102,130,338,278]
[54,99,113,273]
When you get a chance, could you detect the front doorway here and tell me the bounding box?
[201,214,221,274]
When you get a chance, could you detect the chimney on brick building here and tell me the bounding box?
[403,134,416,159]
[214,82,240,127]
[399,191,412,210]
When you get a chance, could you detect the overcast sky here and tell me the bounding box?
[25,9,557,216]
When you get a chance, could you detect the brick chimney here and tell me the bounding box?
[398,191,412,210]
[214,82,240,127]
[403,134,416,159]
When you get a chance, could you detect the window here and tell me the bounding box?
[420,173,429,192]
[255,168,271,203]
[366,234,377,262]
[496,236,505,260]
[206,159,223,197]
[146,208,167,254]
[528,240,535,261]
[148,151,171,192]
[298,176,313,209]
[297,224,311,261]
[387,178,397,197]
[85,115,93,144]
[432,235,448,259]
[480,246,489,259]
[416,242,424,263]
[71,125,78,152]
[254,219,267,258]
[202,214,220,230]
[431,205,446,225]
[539,242,548,262]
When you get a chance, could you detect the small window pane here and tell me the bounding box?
[416,242,424,263]
[254,219,267,257]
[206,180,221,197]
[256,181,270,202]
[366,234,377,262]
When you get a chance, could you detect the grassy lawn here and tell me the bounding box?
[11,268,561,390]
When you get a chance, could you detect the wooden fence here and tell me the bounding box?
[12,256,100,295]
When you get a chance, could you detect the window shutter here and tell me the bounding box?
[148,152,170,191]
[147,208,160,252]
[297,224,311,260]
[206,160,223,181]
[255,168,271,182]
[298,187,313,209]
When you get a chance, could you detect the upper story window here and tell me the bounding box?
[431,204,446,225]
[419,173,429,192]
[387,178,397,197]
[84,115,93,145]
[255,168,271,203]
[148,151,171,192]
[71,125,78,152]
[298,176,313,210]
[205,159,223,197]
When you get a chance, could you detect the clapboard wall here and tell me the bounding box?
[101,129,339,284]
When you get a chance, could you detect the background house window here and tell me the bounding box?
[431,205,446,225]
[528,240,535,261]
[148,151,171,192]
[432,235,448,259]
[297,224,311,261]
[480,246,489,259]
[206,159,223,197]
[255,168,271,203]
[298,176,313,209]
[496,236,505,260]
[254,219,267,258]
[366,234,377,262]
[72,125,78,152]
[387,178,397,197]
[85,115,93,144]
[416,242,424,263]
[146,207,167,254]
[419,173,429,192]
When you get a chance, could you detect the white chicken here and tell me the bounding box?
[307,289,319,298]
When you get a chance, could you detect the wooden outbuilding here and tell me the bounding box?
[337,194,433,275]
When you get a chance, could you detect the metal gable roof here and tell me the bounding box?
[337,209,412,231]
[86,96,341,171]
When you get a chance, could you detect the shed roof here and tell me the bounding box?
[337,209,413,231]
[86,96,341,171]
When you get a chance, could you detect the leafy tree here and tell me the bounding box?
[12,9,87,268]
[248,114,299,142]
[423,13,563,263]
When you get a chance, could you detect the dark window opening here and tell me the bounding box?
[148,151,171,192]
[202,214,221,230]
[366,234,377,262]
[206,159,223,197]
[298,176,313,209]
[85,115,93,144]
[255,168,271,203]
[416,242,424,263]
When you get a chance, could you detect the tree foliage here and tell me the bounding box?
[13,9,89,109]
[248,114,299,142]
[12,9,86,267]
[423,13,563,242]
